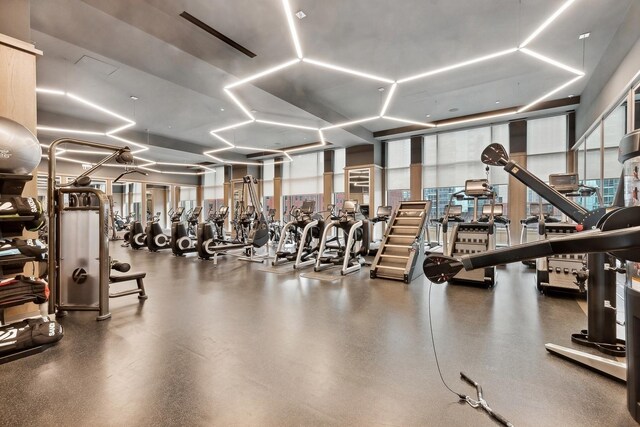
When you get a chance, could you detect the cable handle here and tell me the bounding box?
[460,372,478,388]
[488,409,514,427]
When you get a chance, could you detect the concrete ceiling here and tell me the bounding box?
[30,0,634,164]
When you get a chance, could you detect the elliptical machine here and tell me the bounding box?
[170,206,202,256]
[208,205,229,242]
[315,201,369,275]
[272,200,317,266]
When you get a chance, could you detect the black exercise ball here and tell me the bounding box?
[0,117,41,174]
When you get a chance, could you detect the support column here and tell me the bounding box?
[323,150,334,208]
[567,111,577,173]
[140,182,148,227]
[410,135,423,200]
[274,159,283,220]
[508,120,527,243]
[223,166,231,229]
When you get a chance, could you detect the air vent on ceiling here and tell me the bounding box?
[179,11,256,58]
[75,55,119,76]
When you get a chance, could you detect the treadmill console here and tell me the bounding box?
[376,205,392,218]
[343,200,357,214]
[481,203,503,216]
[359,204,370,218]
[529,203,553,216]
[549,173,579,194]
[191,206,202,217]
[446,204,463,216]
[300,200,316,214]
[465,179,489,196]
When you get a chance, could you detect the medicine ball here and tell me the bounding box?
[0,117,41,175]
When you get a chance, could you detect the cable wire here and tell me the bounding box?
[427,280,467,400]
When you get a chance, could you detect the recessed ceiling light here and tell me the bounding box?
[251,109,258,113]
[568,94,574,98]
[426,114,431,118]
[168,125,172,129]
[295,10,306,19]
[495,100,500,104]
[578,32,590,40]
[449,107,459,112]
[220,108,225,111]
[130,95,139,101]
[378,87,385,92]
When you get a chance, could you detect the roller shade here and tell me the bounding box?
[527,115,567,155]
[436,127,493,186]
[387,139,410,190]
[282,152,323,195]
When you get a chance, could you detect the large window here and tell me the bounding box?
[422,124,509,221]
[282,152,324,216]
[386,139,411,209]
[203,167,225,217]
[526,115,568,216]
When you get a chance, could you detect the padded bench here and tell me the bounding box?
[109,272,148,300]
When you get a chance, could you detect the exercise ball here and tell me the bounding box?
[0,116,41,174]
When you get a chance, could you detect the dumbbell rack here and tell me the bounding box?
[0,173,51,364]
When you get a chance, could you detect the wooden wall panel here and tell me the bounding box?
[409,163,422,200]
[508,153,527,242]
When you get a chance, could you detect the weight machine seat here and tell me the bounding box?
[109,272,148,300]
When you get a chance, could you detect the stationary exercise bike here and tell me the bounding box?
[146,208,184,252]
[170,206,202,256]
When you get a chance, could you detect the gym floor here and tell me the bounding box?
[0,243,633,426]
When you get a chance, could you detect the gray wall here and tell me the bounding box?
[575,1,640,139]
[0,0,30,42]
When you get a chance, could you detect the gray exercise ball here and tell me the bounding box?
[0,116,41,174]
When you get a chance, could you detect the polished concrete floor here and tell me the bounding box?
[0,242,634,426]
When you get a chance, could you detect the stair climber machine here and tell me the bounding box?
[315,201,369,275]
[146,207,185,252]
[441,179,498,288]
[423,140,640,421]
[196,176,269,264]
[170,207,203,256]
[47,138,148,321]
[272,200,317,267]
[370,201,431,283]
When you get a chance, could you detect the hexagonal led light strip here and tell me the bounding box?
[209,0,583,162]
[36,89,215,176]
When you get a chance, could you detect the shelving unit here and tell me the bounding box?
[0,172,52,363]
